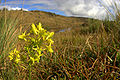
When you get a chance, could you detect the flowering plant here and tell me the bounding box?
[9,23,54,68]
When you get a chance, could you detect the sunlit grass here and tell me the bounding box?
[0,0,120,79]
[0,16,20,79]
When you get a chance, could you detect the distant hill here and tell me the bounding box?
[0,10,97,32]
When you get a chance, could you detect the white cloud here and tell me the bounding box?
[8,7,28,11]
[52,0,107,19]
[2,0,120,20]
[0,6,28,11]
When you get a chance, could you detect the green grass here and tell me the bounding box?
[1,17,119,80]
[0,3,120,80]
[0,15,20,80]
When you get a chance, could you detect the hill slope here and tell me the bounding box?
[0,10,95,32]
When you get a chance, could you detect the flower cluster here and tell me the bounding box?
[9,48,20,64]
[9,23,54,66]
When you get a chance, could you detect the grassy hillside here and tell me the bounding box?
[0,10,92,32]
[0,10,120,80]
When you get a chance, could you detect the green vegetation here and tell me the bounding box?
[0,3,120,80]
[8,23,54,80]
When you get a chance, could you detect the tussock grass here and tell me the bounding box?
[0,15,20,80]
[0,0,120,79]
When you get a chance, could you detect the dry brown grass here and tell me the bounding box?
[0,10,91,32]
[0,9,120,79]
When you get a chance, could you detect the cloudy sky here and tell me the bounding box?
[0,0,120,20]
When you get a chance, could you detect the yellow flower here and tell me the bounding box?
[37,48,44,56]
[32,23,39,34]
[31,38,35,42]
[30,57,35,65]
[15,58,20,63]
[18,31,27,41]
[34,54,40,63]
[9,48,20,63]
[48,39,54,44]
[15,53,20,63]
[16,54,20,58]
[37,49,42,54]
[37,23,44,31]
[46,44,53,53]
[46,32,54,40]
[9,51,14,55]
[9,55,13,60]
[32,45,39,51]
[9,23,54,67]
[42,32,48,40]
[14,48,19,53]
[48,47,53,53]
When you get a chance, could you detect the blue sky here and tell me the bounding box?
[0,0,120,20]
[0,0,66,16]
